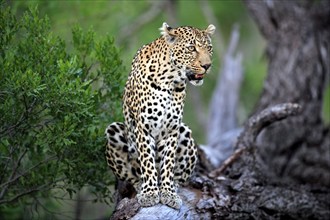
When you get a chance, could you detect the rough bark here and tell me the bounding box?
[244,0,330,187]
[218,1,330,219]
[111,104,328,220]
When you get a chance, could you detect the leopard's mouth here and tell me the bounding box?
[186,71,205,86]
[196,74,205,79]
[186,70,205,80]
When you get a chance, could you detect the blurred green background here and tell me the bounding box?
[3,0,329,219]
[11,0,269,142]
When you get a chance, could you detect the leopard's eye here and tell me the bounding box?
[187,46,196,52]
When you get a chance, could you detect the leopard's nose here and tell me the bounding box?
[201,64,211,71]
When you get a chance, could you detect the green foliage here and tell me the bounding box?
[323,85,330,124]
[0,3,124,217]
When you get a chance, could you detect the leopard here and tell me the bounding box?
[105,22,215,209]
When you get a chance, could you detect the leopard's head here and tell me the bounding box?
[160,22,215,86]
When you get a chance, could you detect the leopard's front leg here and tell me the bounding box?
[158,130,182,209]
[135,124,160,207]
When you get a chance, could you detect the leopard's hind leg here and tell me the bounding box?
[105,122,140,190]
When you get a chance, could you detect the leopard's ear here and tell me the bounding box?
[159,22,176,44]
[205,24,216,36]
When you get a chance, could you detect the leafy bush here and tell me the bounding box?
[0,3,124,216]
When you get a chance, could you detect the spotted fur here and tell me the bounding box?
[105,22,215,209]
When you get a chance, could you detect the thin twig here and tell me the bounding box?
[0,182,50,205]
[0,97,37,137]
[208,147,246,178]
[0,148,28,200]
[0,177,65,205]
[0,155,57,189]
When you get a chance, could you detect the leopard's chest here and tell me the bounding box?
[142,89,184,140]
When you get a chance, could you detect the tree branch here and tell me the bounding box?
[243,0,277,39]
[239,102,302,148]
[209,103,301,178]
[199,0,225,55]
[207,25,243,145]
[117,1,167,44]
[0,148,28,200]
[0,155,57,189]
[0,177,65,205]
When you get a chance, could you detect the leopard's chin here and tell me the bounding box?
[189,79,204,86]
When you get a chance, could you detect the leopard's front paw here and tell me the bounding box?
[160,190,182,209]
[136,190,160,207]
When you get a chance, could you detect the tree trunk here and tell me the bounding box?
[109,1,330,219]
[245,0,330,187]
